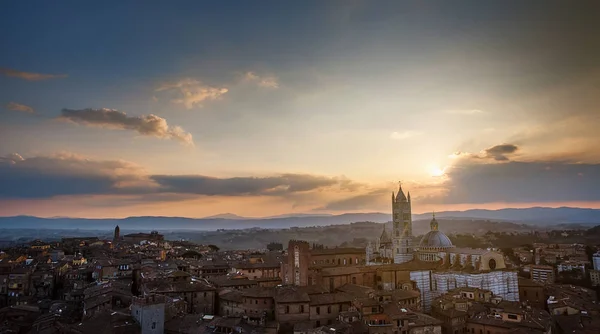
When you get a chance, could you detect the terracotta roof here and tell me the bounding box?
[311,248,365,255]
[274,287,310,303]
[241,287,276,298]
[309,292,353,305]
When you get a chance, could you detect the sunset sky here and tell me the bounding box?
[1,1,600,218]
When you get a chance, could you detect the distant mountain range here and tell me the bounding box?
[0,207,598,231]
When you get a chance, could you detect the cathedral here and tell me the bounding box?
[366,183,506,272]
[365,184,518,310]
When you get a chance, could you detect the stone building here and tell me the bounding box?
[308,292,353,327]
[518,277,546,309]
[131,294,165,334]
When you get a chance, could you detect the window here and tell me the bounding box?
[488,259,497,270]
[352,277,357,284]
[507,314,518,320]
[301,305,305,313]
[317,307,320,314]
[523,290,527,297]
[204,292,207,298]
[328,306,331,313]
[316,321,320,327]
[152,322,156,329]
[263,299,266,304]
[285,305,289,314]
[255,300,258,304]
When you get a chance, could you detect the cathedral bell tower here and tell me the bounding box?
[392,182,414,264]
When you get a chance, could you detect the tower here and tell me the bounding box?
[392,182,414,264]
[114,225,120,242]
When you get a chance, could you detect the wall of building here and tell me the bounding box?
[410,325,442,334]
[411,270,433,312]
[432,271,519,304]
[309,303,350,327]
[132,300,165,334]
[275,302,310,324]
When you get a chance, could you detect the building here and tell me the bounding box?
[282,240,366,287]
[518,277,546,309]
[590,270,600,287]
[114,225,120,243]
[365,183,415,265]
[431,270,519,303]
[529,265,555,284]
[368,188,507,273]
[594,252,600,271]
[392,183,414,264]
[284,240,311,286]
[366,226,394,265]
[123,231,164,244]
[131,294,165,334]
[557,260,587,276]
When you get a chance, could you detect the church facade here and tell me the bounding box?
[365,185,517,310]
[366,184,506,272]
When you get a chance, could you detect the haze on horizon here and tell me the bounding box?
[1,1,600,219]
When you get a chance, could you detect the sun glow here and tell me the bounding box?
[429,166,446,177]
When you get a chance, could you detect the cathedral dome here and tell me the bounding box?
[419,230,454,249]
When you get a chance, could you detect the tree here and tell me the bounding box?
[208,244,220,252]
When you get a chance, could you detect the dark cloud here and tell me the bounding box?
[0,153,356,199]
[484,144,519,161]
[314,189,389,211]
[0,153,154,198]
[424,142,600,204]
[0,67,67,81]
[151,174,350,196]
[59,108,193,145]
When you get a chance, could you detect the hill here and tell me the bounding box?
[1,207,599,231]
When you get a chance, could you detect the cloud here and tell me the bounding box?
[444,109,484,115]
[390,130,421,140]
[423,143,600,204]
[0,153,361,200]
[314,188,389,211]
[450,144,520,162]
[483,144,519,161]
[151,174,356,196]
[59,108,194,146]
[5,102,34,113]
[0,153,156,198]
[155,78,228,109]
[243,72,279,88]
[0,67,67,81]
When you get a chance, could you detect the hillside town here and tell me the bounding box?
[0,187,599,334]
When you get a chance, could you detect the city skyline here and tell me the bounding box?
[2,1,600,218]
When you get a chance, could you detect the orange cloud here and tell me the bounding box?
[0,67,67,81]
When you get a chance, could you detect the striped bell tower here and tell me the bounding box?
[392,182,414,264]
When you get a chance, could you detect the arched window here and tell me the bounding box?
[489,258,497,270]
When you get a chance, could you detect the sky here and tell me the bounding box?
[1,1,600,218]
